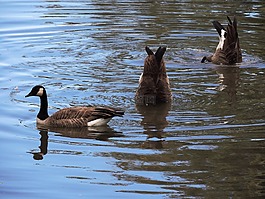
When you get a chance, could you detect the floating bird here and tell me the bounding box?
[201,16,242,65]
[135,46,171,105]
[25,85,124,127]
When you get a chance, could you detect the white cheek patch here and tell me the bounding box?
[36,88,44,96]
[216,29,226,50]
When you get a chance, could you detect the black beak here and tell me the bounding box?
[201,56,207,63]
[25,93,32,98]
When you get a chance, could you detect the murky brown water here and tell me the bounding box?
[1,0,265,198]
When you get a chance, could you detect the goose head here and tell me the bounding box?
[25,85,46,98]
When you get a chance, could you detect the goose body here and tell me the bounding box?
[201,16,242,65]
[25,85,124,128]
[135,46,171,105]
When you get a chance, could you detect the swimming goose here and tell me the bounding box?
[25,85,124,127]
[201,16,242,65]
[135,46,171,105]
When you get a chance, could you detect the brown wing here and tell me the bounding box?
[232,17,242,63]
[50,107,95,119]
[222,17,239,64]
[156,75,171,103]
[47,106,123,127]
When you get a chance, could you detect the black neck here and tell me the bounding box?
[37,91,49,120]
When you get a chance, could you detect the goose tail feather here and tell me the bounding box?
[212,21,225,37]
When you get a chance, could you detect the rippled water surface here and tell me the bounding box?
[1,0,265,198]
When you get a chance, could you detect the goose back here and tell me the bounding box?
[135,46,171,105]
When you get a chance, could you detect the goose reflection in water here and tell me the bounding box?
[47,125,123,141]
[29,126,123,160]
[136,103,171,149]
[215,66,240,104]
[29,130,48,160]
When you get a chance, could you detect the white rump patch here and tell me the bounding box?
[139,73,143,83]
[36,88,44,96]
[87,118,111,126]
[166,76,170,85]
[216,29,226,50]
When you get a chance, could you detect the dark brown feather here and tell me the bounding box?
[135,46,171,105]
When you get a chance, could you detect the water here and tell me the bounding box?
[1,0,265,198]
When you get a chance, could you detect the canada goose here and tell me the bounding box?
[25,85,124,127]
[201,16,242,65]
[135,46,171,105]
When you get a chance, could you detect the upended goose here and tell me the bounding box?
[25,85,124,127]
[135,46,171,105]
[201,16,242,65]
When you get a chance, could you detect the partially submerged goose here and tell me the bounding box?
[25,85,124,127]
[135,46,171,105]
[201,16,242,65]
